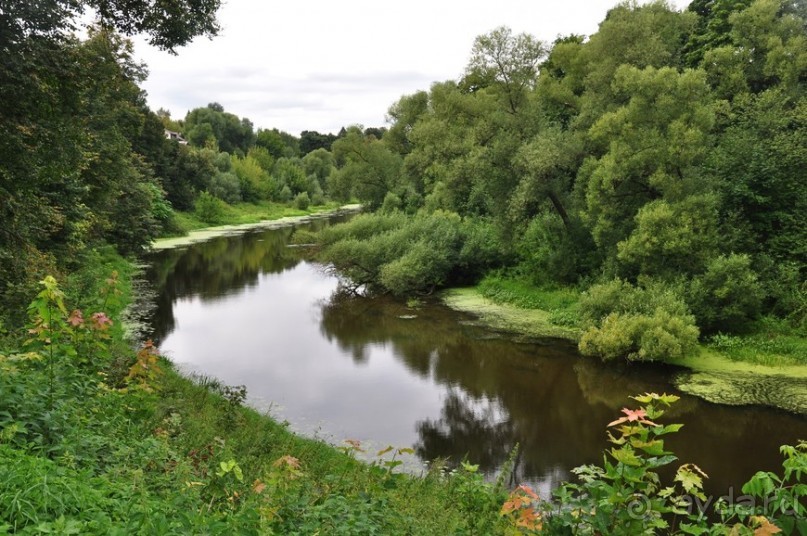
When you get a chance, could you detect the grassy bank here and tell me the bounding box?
[153,203,361,251]
[443,274,807,415]
[442,287,581,341]
[0,250,512,534]
[163,200,350,238]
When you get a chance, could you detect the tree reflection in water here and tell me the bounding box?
[318,289,807,495]
[415,390,515,475]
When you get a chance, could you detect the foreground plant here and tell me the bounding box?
[501,393,806,535]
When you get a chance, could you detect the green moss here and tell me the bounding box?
[669,347,807,378]
[161,201,354,237]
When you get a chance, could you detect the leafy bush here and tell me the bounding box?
[317,212,409,245]
[380,192,403,213]
[310,192,326,206]
[616,196,719,278]
[517,213,599,285]
[231,154,271,202]
[379,241,454,295]
[318,211,505,295]
[294,191,311,210]
[578,280,699,362]
[277,184,293,203]
[274,157,308,194]
[502,393,807,535]
[195,191,227,224]
[208,171,242,204]
[687,254,764,335]
[579,309,699,362]
[759,260,807,331]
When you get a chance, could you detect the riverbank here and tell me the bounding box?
[166,200,348,235]
[441,285,807,416]
[152,203,361,250]
[0,247,510,534]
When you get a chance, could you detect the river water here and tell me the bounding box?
[143,216,807,499]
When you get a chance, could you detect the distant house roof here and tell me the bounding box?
[165,129,188,145]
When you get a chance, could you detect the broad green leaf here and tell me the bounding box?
[610,447,642,467]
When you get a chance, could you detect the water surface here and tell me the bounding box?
[143,218,807,498]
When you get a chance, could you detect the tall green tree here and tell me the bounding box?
[461,26,546,115]
[329,127,403,209]
[184,103,255,155]
[299,130,337,155]
[0,0,222,319]
[579,66,715,265]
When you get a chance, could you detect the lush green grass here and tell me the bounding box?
[706,317,807,367]
[164,200,344,237]
[477,273,581,328]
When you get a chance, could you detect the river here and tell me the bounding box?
[143,215,807,500]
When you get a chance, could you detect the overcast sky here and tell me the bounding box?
[133,0,691,135]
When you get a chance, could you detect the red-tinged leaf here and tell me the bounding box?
[252,479,266,494]
[273,455,301,469]
[501,498,520,515]
[516,508,543,530]
[67,309,84,327]
[751,516,782,536]
[90,312,113,330]
[608,407,658,428]
[516,484,539,500]
[608,416,630,427]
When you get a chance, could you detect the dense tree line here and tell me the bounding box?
[0,0,221,321]
[320,0,806,362]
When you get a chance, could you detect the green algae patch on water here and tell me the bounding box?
[150,205,361,251]
[671,348,807,415]
[441,287,581,341]
[674,371,807,415]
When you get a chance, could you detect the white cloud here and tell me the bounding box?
[134,0,691,135]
